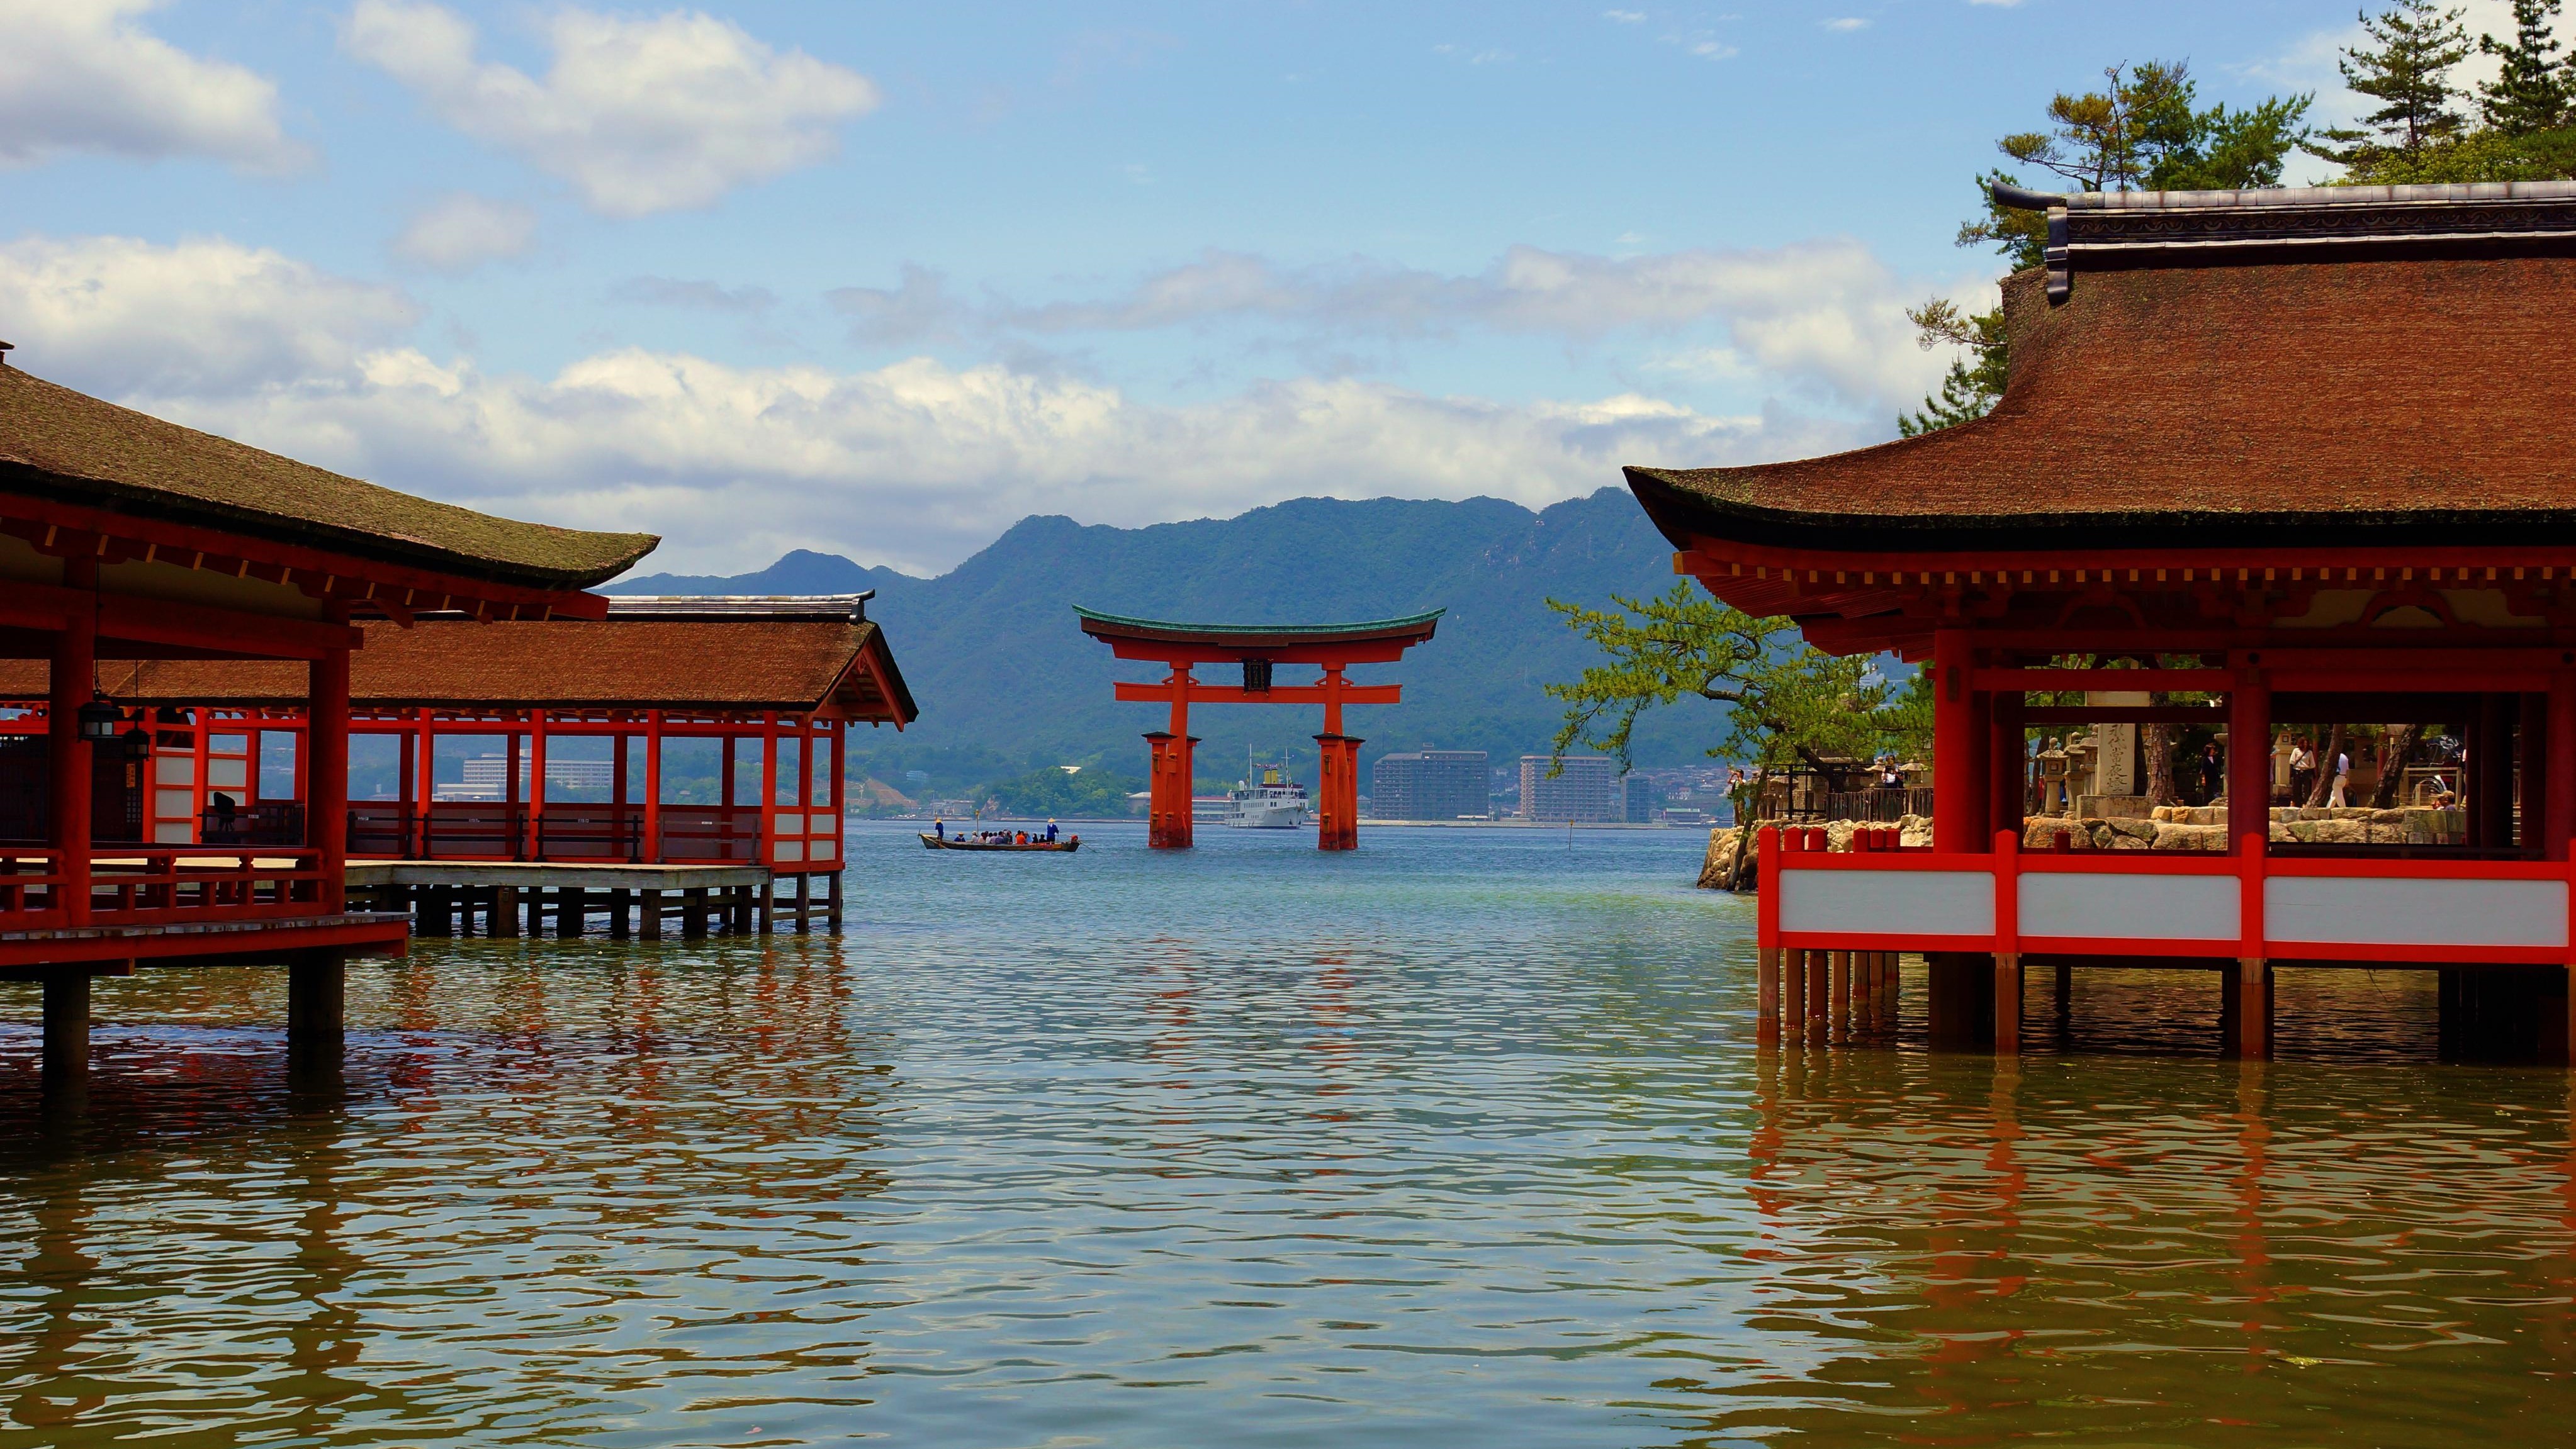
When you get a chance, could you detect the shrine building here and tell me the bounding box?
[1626,180,2576,1060]
[4,594,915,940]
[0,354,655,1088]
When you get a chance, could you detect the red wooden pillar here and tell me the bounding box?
[1932,629,1976,853]
[721,736,736,807]
[192,713,212,846]
[1314,663,1361,850]
[525,708,548,861]
[644,709,665,864]
[396,727,415,848]
[799,716,817,813]
[2549,671,2576,863]
[1147,664,1196,849]
[2473,693,2516,848]
[1989,690,2025,849]
[413,707,436,856]
[50,568,96,923]
[2228,667,2272,851]
[1313,733,1362,851]
[308,647,350,911]
[760,712,780,864]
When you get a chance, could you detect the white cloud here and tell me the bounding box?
[1604,10,1646,21]
[342,0,880,217]
[0,0,299,171]
[169,350,1867,575]
[1823,18,1871,32]
[3,231,1932,574]
[0,233,417,396]
[987,240,1960,415]
[390,193,537,274]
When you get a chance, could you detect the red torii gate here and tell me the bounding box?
[1076,608,1443,850]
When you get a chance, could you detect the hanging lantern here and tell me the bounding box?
[76,696,123,742]
[122,722,152,761]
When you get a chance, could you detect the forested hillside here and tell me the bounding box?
[607,488,1717,798]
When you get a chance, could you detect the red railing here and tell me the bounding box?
[347,803,765,863]
[0,847,327,928]
[1761,825,2576,968]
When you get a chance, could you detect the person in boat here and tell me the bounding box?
[1045,819,1059,842]
[933,817,944,841]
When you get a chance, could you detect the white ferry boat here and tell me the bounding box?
[1223,758,1312,829]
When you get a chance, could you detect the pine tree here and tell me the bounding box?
[2477,0,2572,136]
[2307,1,2473,162]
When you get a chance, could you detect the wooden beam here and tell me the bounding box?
[1113,681,1403,705]
[2021,706,2228,725]
[1976,668,2233,691]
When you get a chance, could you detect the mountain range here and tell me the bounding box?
[604,487,1714,798]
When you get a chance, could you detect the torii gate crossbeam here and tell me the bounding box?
[1076,607,1443,850]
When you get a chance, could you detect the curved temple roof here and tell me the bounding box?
[0,363,656,591]
[1629,182,2576,559]
[1074,607,1443,652]
[3,600,917,724]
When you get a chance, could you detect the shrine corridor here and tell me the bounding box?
[0,821,2567,1448]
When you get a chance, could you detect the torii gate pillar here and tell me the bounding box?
[1145,730,1199,849]
[1314,733,1362,850]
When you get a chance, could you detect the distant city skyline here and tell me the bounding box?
[2,1,2552,573]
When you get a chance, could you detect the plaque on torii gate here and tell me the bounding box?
[1075,607,1443,849]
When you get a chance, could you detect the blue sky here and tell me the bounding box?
[0,1,2549,574]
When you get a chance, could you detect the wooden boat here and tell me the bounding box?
[920,832,1079,853]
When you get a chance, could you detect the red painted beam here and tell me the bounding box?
[1677,542,2576,581]
[1113,681,1402,705]
[0,915,407,970]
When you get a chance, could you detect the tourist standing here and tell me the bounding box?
[2198,741,2222,805]
[2289,736,2315,803]
[2329,746,2351,807]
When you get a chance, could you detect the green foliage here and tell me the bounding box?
[981,765,1140,818]
[1542,584,1916,777]
[1995,62,2314,194]
[2478,0,2572,135]
[2336,125,2576,181]
[2145,94,2320,189]
[2307,0,2476,163]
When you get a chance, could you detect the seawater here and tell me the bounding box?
[1,821,2572,1447]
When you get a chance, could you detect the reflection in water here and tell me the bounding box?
[0,825,2568,1446]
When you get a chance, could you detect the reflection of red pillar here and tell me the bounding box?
[1145,731,1198,848]
[1313,734,1361,850]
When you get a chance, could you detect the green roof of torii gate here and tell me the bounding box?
[1074,606,1443,659]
